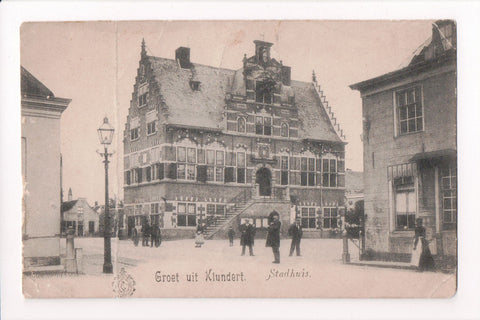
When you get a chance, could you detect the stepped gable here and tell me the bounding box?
[292,80,343,143]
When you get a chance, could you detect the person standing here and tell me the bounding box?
[141,217,150,247]
[288,218,303,256]
[240,219,255,256]
[266,211,281,264]
[413,218,435,271]
[150,223,161,248]
[227,227,235,247]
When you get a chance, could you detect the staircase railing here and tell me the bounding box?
[203,187,254,238]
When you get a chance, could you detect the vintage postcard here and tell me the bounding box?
[20,20,457,298]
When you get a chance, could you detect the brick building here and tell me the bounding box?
[350,20,457,261]
[123,40,346,239]
[21,67,70,271]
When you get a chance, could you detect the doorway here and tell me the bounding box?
[256,167,272,196]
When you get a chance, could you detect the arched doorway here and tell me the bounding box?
[256,167,272,196]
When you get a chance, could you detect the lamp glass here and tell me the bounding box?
[98,117,114,146]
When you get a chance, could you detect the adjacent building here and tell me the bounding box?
[123,40,347,239]
[61,188,100,236]
[21,66,70,271]
[350,20,457,261]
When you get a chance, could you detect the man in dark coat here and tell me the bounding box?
[150,223,162,248]
[266,211,281,263]
[141,217,150,247]
[288,218,303,256]
[240,219,255,256]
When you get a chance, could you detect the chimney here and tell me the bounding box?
[175,47,191,69]
[281,66,291,86]
[68,188,73,201]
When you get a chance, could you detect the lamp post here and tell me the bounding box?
[98,116,114,274]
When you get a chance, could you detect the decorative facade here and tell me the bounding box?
[123,40,346,239]
[350,20,457,261]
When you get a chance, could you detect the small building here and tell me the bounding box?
[61,189,100,236]
[21,67,70,271]
[345,169,364,211]
[350,20,457,262]
[123,40,347,239]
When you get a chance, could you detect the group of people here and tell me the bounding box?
[141,219,161,247]
[229,211,303,264]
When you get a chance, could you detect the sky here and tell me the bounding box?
[20,20,433,205]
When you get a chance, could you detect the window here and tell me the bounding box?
[322,159,337,187]
[394,178,416,230]
[138,84,149,107]
[177,147,186,180]
[189,80,200,91]
[301,207,316,229]
[177,203,197,227]
[281,122,289,137]
[133,168,143,183]
[256,116,263,135]
[396,87,423,135]
[151,203,159,214]
[255,81,273,104]
[125,171,131,185]
[323,208,338,229]
[301,157,316,186]
[130,127,139,141]
[147,121,156,135]
[146,166,152,181]
[281,156,289,185]
[238,117,246,133]
[442,164,457,229]
[237,152,246,184]
[255,116,272,136]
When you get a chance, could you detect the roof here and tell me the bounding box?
[147,56,342,143]
[409,149,456,162]
[350,21,456,92]
[345,170,364,193]
[21,66,54,98]
[61,200,78,212]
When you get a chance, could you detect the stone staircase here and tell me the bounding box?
[203,188,254,239]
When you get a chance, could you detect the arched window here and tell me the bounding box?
[281,122,289,137]
[238,117,246,133]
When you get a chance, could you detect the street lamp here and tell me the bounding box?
[98,116,114,274]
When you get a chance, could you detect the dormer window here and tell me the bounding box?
[189,80,201,91]
[255,81,273,104]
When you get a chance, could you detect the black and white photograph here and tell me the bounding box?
[17,19,459,299]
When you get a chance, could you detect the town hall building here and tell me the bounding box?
[123,40,346,239]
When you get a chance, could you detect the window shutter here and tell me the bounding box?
[158,163,164,180]
[197,165,207,182]
[167,163,177,179]
[225,167,234,182]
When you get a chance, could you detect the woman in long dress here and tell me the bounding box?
[413,218,435,271]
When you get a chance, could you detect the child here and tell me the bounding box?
[227,227,235,246]
[195,231,205,248]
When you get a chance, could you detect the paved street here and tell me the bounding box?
[23,237,456,298]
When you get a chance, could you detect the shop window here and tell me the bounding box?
[394,177,416,230]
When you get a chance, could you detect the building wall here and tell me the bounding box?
[63,200,100,236]
[361,66,456,256]
[22,108,62,266]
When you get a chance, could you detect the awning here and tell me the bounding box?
[409,149,456,162]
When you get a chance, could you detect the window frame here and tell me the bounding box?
[394,85,424,136]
